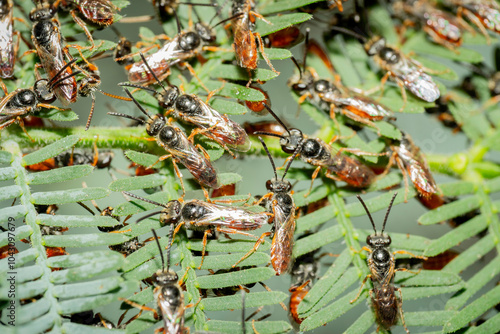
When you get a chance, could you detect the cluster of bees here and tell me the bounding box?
[1,0,499,332]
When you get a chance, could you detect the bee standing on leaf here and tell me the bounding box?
[233,137,299,275]
[0,59,80,138]
[108,88,219,190]
[330,26,441,108]
[230,0,279,85]
[351,193,427,334]
[121,228,189,334]
[288,30,394,131]
[254,105,381,194]
[121,54,251,155]
[122,191,270,269]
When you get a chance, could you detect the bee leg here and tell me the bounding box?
[304,166,322,198]
[90,135,99,167]
[396,287,410,334]
[37,103,72,112]
[119,298,158,319]
[456,7,478,35]
[70,10,95,49]
[253,192,273,206]
[259,282,287,311]
[198,229,212,269]
[255,32,279,75]
[115,44,161,62]
[397,79,407,112]
[171,158,186,199]
[461,8,492,44]
[340,109,382,135]
[350,274,372,304]
[252,319,261,334]
[297,92,312,105]
[378,71,391,98]
[395,156,410,202]
[375,151,396,180]
[17,117,34,142]
[249,11,272,25]
[423,26,458,53]
[202,46,234,53]
[64,44,101,73]
[0,118,17,131]
[393,250,428,261]
[183,62,210,93]
[338,147,388,158]
[231,231,272,268]
[0,79,7,95]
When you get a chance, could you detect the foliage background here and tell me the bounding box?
[0,0,499,333]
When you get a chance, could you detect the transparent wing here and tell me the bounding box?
[392,57,440,102]
[190,200,268,230]
[271,203,296,275]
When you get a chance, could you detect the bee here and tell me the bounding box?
[234,138,299,275]
[30,0,79,106]
[122,191,270,268]
[444,0,500,43]
[0,59,80,137]
[121,54,251,154]
[121,228,187,334]
[56,0,117,26]
[382,132,444,207]
[230,0,278,83]
[392,0,463,50]
[289,32,394,128]
[331,26,441,106]
[255,105,379,193]
[351,193,427,333]
[108,89,219,190]
[0,0,15,78]
[121,7,218,85]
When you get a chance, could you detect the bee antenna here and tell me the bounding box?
[329,26,368,43]
[241,290,247,334]
[122,88,153,120]
[282,147,300,181]
[151,229,166,271]
[118,82,158,94]
[290,56,303,80]
[49,70,81,90]
[107,112,146,124]
[303,28,310,71]
[46,58,78,86]
[263,104,290,135]
[253,131,285,140]
[122,191,168,208]
[166,223,174,270]
[138,53,169,92]
[382,192,397,234]
[172,8,183,34]
[208,0,225,25]
[258,137,278,180]
[76,201,96,215]
[136,210,164,224]
[356,195,377,234]
[213,12,243,28]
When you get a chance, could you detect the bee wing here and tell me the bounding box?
[271,204,296,275]
[0,89,21,114]
[473,2,500,32]
[156,287,185,334]
[128,36,192,83]
[182,97,251,152]
[0,3,14,78]
[191,200,268,230]
[395,143,438,197]
[165,127,219,188]
[335,93,393,120]
[392,57,440,102]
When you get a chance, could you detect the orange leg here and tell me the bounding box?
[305,166,322,197]
[171,221,185,246]
[115,44,161,62]
[232,231,272,268]
[119,298,158,318]
[255,32,279,75]
[393,250,427,260]
[396,287,410,334]
[70,10,95,49]
[350,274,372,304]
[198,228,212,269]
[183,62,210,93]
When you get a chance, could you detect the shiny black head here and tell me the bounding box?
[157,86,180,109]
[313,79,334,94]
[301,138,322,159]
[146,114,166,136]
[152,268,178,286]
[379,47,400,64]
[175,95,200,115]
[181,201,207,221]
[357,193,397,249]
[30,5,56,22]
[159,200,182,226]
[366,37,386,56]
[179,31,201,51]
[158,126,179,147]
[195,22,216,43]
[280,128,304,154]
